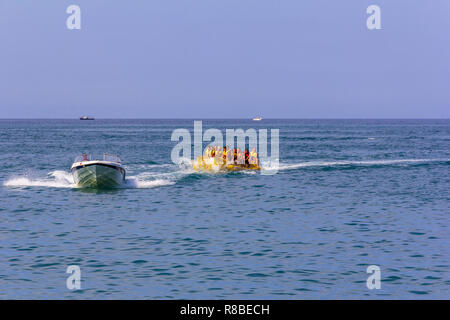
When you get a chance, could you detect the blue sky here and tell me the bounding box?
[0,0,449,118]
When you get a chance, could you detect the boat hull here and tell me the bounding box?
[72,163,125,188]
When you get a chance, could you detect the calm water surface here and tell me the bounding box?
[0,119,449,299]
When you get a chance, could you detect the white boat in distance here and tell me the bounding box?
[252,117,262,121]
[80,115,95,120]
[71,154,125,188]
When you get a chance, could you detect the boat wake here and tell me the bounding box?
[3,158,448,189]
[3,169,178,189]
[262,158,450,172]
[3,171,76,188]
[123,178,175,188]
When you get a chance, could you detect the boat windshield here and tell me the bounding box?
[74,154,121,163]
[74,154,92,162]
[103,154,121,163]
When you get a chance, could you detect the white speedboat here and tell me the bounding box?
[71,154,125,188]
[80,116,95,120]
[252,116,262,121]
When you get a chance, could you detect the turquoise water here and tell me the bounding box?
[1,119,449,299]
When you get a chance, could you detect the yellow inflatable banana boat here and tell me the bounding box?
[193,156,260,172]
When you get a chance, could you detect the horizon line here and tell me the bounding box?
[0,118,449,120]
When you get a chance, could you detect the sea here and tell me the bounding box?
[0,119,449,299]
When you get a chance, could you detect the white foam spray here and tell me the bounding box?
[4,171,75,188]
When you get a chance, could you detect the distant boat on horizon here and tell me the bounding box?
[252,116,262,121]
[80,116,95,120]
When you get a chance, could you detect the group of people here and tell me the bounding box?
[203,146,259,166]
